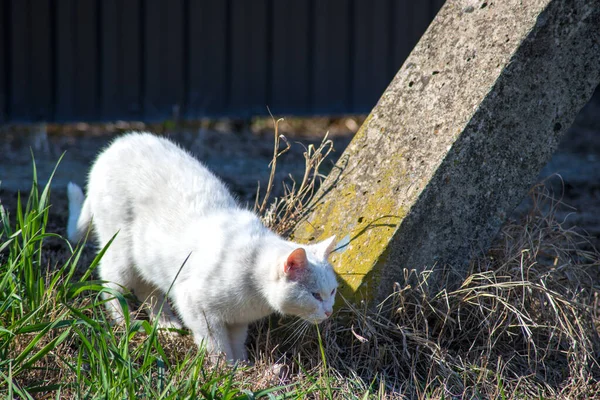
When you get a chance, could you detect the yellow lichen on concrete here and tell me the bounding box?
[294,113,411,300]
[301,192,406,299]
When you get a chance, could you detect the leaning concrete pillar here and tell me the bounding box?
[293,0,600,301]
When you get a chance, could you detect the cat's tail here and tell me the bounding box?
[67,182,91,243]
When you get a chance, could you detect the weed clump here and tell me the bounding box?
[255,116,334,235]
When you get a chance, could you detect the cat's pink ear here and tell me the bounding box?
[284,248,307,277]
[315,235,337,259]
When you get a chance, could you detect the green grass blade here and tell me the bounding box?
[79,231,118,283]
[38,152,64,214]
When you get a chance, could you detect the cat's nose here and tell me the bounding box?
[325,311,332,317]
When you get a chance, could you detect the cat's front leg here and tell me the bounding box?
[176,302,234,359]
[228,323,249,361]
[193,315,234,360]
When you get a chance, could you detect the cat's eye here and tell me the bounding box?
[312,292,323,301]
[331,289,336,296]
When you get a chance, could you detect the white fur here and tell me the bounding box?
[67,132,338,361]
[67,182,91,242]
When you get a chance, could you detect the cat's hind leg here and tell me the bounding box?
[96,249,139,324]
[130,280,183,330]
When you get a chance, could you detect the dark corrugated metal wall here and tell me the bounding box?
[0,0,445,122]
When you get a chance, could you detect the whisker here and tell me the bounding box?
[287,321,311,349]
[281,319,309,348]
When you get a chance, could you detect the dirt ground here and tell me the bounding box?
[1,90,599,250]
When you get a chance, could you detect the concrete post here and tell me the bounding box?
[292,0,600,301]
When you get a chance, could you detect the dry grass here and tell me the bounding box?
[255,115,334,235]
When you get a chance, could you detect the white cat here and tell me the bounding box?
[67,132,338,361]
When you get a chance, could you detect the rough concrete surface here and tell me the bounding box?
[293,0,600,301]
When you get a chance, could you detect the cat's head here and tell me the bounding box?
[274,236,338,323]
